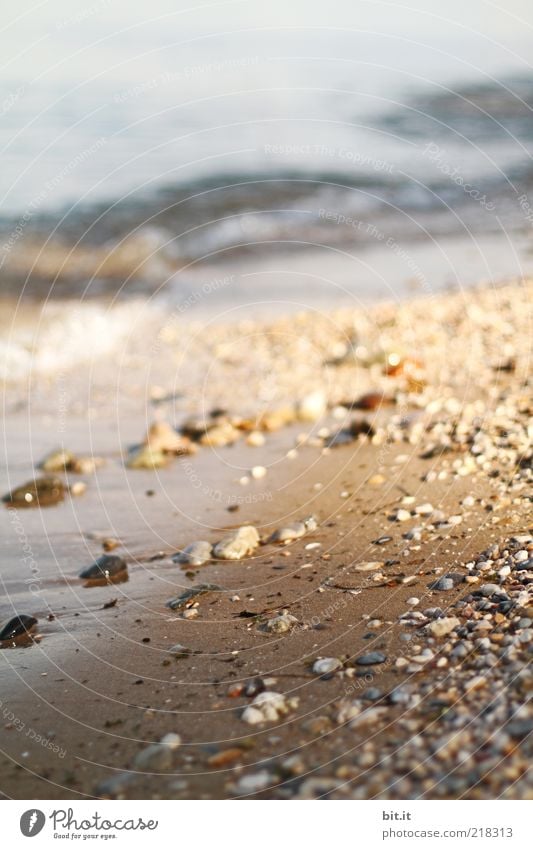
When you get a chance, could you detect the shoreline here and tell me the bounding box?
[0,277,531,799]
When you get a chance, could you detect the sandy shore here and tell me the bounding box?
[0,278,531,799]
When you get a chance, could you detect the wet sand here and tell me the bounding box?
[0,278,531,800]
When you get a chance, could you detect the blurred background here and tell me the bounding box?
[2,0,533,376]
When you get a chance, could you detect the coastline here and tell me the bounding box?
[0,276,531,800]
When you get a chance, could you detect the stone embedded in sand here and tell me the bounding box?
[297,390,327,422]
[241,691,299,725]
[146,421,195,455]
[40,449,76,472]
[0,614,37,643]
[258,406,296,432]
[428,617,460,638]
[3,476,65,508]
[313,657,342,676]
[80,554,127,581]
[167,583,221,610]
[173,541,213,567]
[268,515,317,544]
[213,525,260,560]
[199,422,241,447]
[133,733,181,771]
[391,508,412,522]
[40,449,103,474]
[356,652,387,666]
[246,431,265,447]
[127,444,168,469]
[265,612,299,633]
[354,561,384,572]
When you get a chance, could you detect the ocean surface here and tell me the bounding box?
[2,21,533,378]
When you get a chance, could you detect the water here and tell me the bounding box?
[2,10,533,379]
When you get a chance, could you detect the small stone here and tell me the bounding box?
[79,554,127,581]
[3,476,65,508]
[70,481,86,496]
[480,583,500,597]
[213,526,259,560]
[415,502,434,515]
[265,612,299,633]
[354,561,384,572]
[241,691,298,725]
[246,431,265,447]
[251,466,267,479]
[393,509,412,522]
[430,577,455,591]
[313,657,342,676]
[127,445,168,469]
[166,583,221,610]
[173,541,213,567]
[133,733,180,770]
[269,516,317,543]
[356,652,387,666]
[0,615,38,643]
[297,390,327,422]
[428,617,460,638]
[235,770,274,794]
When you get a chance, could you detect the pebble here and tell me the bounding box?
[356,652,387,666]
[428,617,460,637]
[213,525,260,560]
[251,465,267,479]
[313,657,342,676]
[79,554,127,581]
[265,612,299,633]
[167,583,221,610]
[3,476,65,508]
[354,561,384,572]
[430,577,455,591]
[246,431,265,447]
[269,516,317,543]
[133,733,181,770]
[173,541,213,566]
[0,615,37,644]
[297,390,327,421]
[392,509,412,522]
[241,691,299,725]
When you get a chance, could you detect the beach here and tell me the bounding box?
[1,276,531,799]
